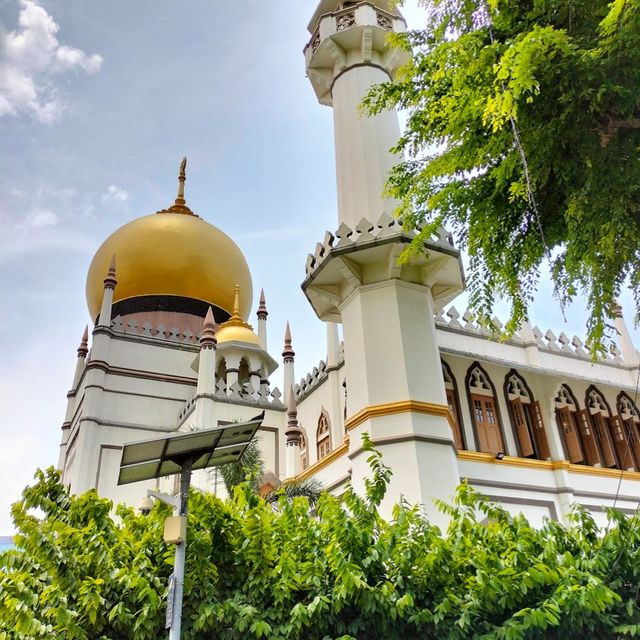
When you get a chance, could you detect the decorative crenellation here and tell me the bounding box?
[435,304,625,364]
[336,11,356,30]
[306,3,401,55]
[176,381,285,428]
[111,315,202,346]
[376,12,393,29]
[305,213,455,277]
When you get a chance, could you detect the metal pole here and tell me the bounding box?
[169,457,193,640]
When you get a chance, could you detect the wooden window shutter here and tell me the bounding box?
[624,418,640,469]
[511,398,534,457]
[608,415,635,470]
[531,401,551,459]
[470,394,504,454]
[556,406,583,464]
[446,389,464,450]
[576,409,602,466]
[591,412,617,468]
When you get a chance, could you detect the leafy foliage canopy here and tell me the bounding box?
[363,0,640,353]
[2,440,640,638]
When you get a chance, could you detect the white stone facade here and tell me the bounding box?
[59,0,640,526]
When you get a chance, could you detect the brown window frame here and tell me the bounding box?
[504,371,551,460]
[317,411,331,461]
[442,361,466,450]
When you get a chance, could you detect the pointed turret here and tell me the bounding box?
[257,289,268,350]
[200,307,217,350]
[257,289,268,319]
[72,325,89,387]
[286,385,302,445]
[97,255,117,327]
[614,303,639,367]
[282,322,295,362]
[282,322,295,403]
[285,385,303,478]
[77,325,89,358]
[194,307,218,430]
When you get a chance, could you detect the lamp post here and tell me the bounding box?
[118,413,264,640]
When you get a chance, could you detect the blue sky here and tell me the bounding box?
[0,0,637,533]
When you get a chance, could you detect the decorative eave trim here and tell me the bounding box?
[294,439,350,482]
[458,450,640,480]
[345,400,454,431]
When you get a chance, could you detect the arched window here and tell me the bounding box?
[618,392,640,469]
[238,357,250,386]
[299,428,309,471]
[586,386,630,469]
[555,384,597,465]
[466,363,505,455]
[504,371,550,460]
[215,357,227,384]
[442,361,465,450]
[317,411,331,460]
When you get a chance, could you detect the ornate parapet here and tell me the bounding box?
[435,304,625,365]
[302,214,463,321]
[110,315,201,347]
[175,381,285,429]
[304,2,407,106]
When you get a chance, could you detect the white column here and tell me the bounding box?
[59,327,89,470]
[285,386,303,479]
[98,255,116,328]
[615,303,639,367]
[332,65,401,229]
[282,322,295,404]
[257,289,268,350]
[193,308,217,430]
[341,279,460,527]
[326,322,340,368]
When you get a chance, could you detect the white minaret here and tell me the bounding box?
[285,385,303,478]
[192,307,217,429]
[282,322,295,404]
[614,303,640,368]
[59,327,89,469]
[256,289,268,350]
[305,1,407,229]
[303,0,465,524]
[72,260,117,493]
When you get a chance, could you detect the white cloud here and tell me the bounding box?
[101,184,129,206]
[0,0,103,123]
[18,206,59,229]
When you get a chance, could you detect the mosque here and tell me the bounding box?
[59,0,640,528]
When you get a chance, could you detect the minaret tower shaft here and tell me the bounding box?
[305,1,407,229]
[303,0,465,523]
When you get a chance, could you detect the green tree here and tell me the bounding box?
[2,439,640,639]
[216,437,323,507]
[362,0,640,354]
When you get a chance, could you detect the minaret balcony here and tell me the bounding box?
[301,214,465,322]
[304,2,408,105]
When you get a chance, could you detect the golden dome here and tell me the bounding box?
[216,284,262,346]
[216,324,262,346]
[86,160,252,321]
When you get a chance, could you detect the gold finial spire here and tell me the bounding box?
[157,157,197,216]
[233,284,240,316]
[218,284,254,331]
[176,157,187,205]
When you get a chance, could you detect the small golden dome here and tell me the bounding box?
[86,161,252,321]
[216,284,262,346]
[216,324,262,346]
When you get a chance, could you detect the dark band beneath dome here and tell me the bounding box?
[111,296,231,323]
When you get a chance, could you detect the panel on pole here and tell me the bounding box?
[117,413,264,485]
